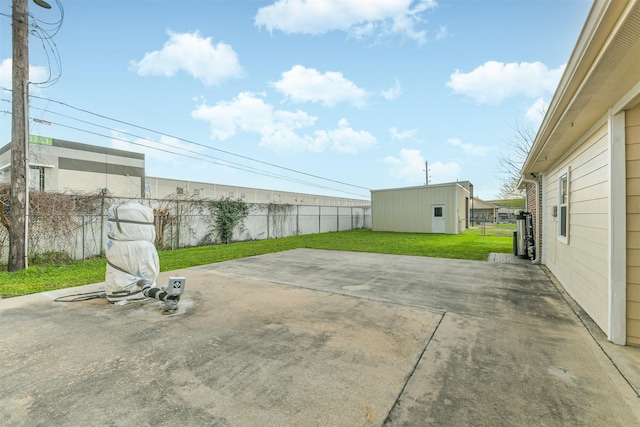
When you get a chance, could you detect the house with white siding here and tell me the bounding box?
[371,182,471,234]
[521,0,640,346]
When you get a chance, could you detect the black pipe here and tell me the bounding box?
[137,279,180,312]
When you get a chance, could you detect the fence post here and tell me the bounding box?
[81,215,85,259]
[176,200,180,249]
[318,206,321,233]
[267,207,270,239]
[296,205,299,235]
[170,218,174,250]
[336,206,339,231]
[100,193,105,253]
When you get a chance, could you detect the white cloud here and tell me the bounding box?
[0,58,11,89]
[447,61,565,105]
[192,92,308,140]
[110,131,198,164]
[314,118,377,153]
[0,58,11,90]
[428,161,461,184]
[255,0,437,44]
[447,138,491,157]
[525,97,547,125]
[389,127,418,141]
[192,92,376,154]
[384,149,461,184]
[0,58,51,93]
[130,31,244,86]
[383,148,425,183]
[271,65,367,107]
[434,25,448,41]
[381,78,402,100]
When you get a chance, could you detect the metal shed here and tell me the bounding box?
[371,182,470,234]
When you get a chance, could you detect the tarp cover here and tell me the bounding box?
[104,203,159,303]
[107,203,156,243]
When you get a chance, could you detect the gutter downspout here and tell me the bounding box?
[521,177,541,265]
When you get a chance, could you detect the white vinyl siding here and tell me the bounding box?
[544,124,610,332]
[626,103,640,345]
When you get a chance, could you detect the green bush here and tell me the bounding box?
[30,250,74,266]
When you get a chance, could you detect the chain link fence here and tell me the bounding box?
[0,196,371,265]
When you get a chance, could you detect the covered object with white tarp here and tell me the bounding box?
[104,203,159,303]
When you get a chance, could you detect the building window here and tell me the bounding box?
[434,206,443,217]
[193,188,200,196]
[176,187,183,195]
[29,166,45,191]
[558,167,569,244]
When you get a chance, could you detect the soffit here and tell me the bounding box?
[523,0,640,174]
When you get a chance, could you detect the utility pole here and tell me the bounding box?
[9,0,29,271]
[424,161,430,186]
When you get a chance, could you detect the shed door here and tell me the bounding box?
[432,204,446,233]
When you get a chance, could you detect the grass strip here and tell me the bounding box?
[0,228,513,298]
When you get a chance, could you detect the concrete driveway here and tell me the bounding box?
[1,248,639,426]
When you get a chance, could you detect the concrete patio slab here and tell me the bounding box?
[0,267,439,426]
[2,248,640,426]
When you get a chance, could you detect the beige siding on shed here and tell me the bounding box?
[372,187,430,233]
[626,103,640,345]
[544,123,610,332]
[456,187,468,233]
[371,184,465,234]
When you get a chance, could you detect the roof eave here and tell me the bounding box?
[522,0,640,176]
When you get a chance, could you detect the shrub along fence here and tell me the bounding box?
[0,194,371,265]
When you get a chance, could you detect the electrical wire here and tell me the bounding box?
[27,0,65,88]
[26,93,371,191]
[0,89,371,197]
[43,116,369,198]
[54,290,106,302]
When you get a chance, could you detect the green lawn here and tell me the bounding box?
[0,228,513,298]
[467,222,516,237]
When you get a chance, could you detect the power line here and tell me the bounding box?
[45,118,369,198]
[25,93,371,191]
[0,96,371,198]
[27,0,64,88]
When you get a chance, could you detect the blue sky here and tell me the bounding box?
[0,0,592,201]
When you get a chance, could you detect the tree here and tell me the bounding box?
[497,121,536,199]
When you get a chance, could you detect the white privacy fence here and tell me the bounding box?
[0,202,371,265]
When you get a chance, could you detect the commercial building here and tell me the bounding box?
[0,136,145,197]
[0,137,369,206]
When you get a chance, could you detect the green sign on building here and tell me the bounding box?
[30,135,53,146]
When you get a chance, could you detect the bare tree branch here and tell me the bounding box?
[496,121,536,199]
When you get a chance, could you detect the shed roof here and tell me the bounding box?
[371,181,470,194]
